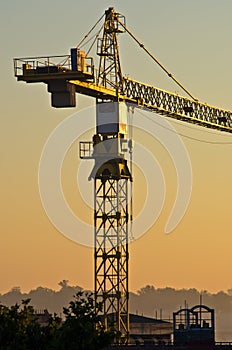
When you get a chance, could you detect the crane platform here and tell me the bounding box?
[14,52,95,83]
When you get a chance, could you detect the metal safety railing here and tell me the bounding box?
[14,55,71,76]
[14,53,94,77]
[79,141,94,159]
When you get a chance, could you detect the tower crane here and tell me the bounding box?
[14,7,232,344]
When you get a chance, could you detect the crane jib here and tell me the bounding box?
[123,78,232,133]
[14,54,232,133]
[69,76,232,133]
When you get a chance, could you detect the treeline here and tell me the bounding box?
[0,280,84,316]
[1,282,232,341]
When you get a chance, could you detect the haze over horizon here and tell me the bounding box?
[1,281,232,341]
[1,0,232,295]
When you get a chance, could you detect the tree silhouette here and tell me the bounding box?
[0,299,61,350]
[0,293,114,349]
[58,280,69,289]
[54,291,115,350]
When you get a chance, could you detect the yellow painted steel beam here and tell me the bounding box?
[70,79,118,99]
[15,68,232,133]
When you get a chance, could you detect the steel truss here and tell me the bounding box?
[94,176,129,343]
[97,7,125,94]
[124,78,232,132]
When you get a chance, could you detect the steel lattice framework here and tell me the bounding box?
[94,177,129,342]
[97,8,124,93]
[123,78,232,132]
[93,8,131,343]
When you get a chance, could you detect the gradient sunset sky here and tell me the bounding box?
[1,0,232,294]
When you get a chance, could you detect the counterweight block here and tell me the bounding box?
[47,80,76,108]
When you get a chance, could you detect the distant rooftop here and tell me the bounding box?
[130,313,171,324]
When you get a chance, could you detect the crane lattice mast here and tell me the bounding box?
[13,6,232,344]
[93,8,131,342]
